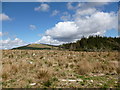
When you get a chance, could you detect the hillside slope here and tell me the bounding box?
[12,44,59,50]
[12,36,120,51]
[60,36,120,51]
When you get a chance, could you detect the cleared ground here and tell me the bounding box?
[1,50,119,88]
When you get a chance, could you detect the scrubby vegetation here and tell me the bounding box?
[60,36,120,51]
[12,36,120,52]
[1,50,119,88]
[1,36,120,88]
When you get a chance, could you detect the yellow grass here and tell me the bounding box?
[1,50,119,88]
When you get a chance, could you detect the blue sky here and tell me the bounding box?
[1,2,119,49]
[2,2,72,42]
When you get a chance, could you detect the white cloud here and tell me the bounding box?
[36,0,48,1]
[35,36,63,45]
[34,3,50,12]
[2,0,119,2]
[0,32,2,36]
[0,38,26,49]
[67,2,109,11]
[67,2,84,10]
[74,8,97,16]
[67,2,75,10]
[0,13,11,21]
[88,0,118,2]
[0,32,9,37]
[29,24,36,30]
[51,10,59,16]
[36,7,117,45]
[74,9,117,32]
[45,22,79,42]
[60,12,72,21]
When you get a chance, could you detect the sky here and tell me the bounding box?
[0,2,119,49]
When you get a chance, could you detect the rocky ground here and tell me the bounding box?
[1,50,119,88]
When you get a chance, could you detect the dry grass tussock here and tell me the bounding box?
[1,50,119,88]
[36,68,52,82]
[76,59,119,75]
[76,60,93,75]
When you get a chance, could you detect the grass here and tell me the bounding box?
[36,68,52,83]
[12,44,59,50]
[1,50,119,88]
[76,60,93,75]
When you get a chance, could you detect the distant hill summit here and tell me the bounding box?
[12,43,59,50]
[60,36,120,51]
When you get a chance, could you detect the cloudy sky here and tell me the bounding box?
[1,2,119,49]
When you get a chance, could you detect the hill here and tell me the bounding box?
[12,36,120,51]
[12,43,59,50]
[60,36,120,51]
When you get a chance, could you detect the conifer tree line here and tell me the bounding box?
[59,36,120,51]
